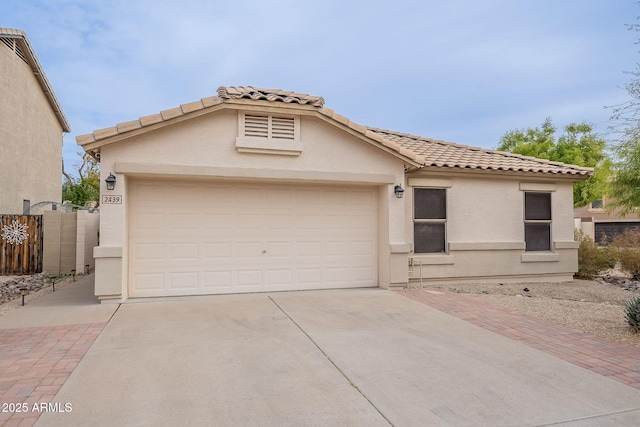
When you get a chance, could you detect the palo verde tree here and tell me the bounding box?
[607,9,640,214]
[62,153,100,207]
[496,117,611,207]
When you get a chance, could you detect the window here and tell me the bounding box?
[236,112,302,155]
[413,188,446,253]
[524,192,551,251]
[590,199,604,210]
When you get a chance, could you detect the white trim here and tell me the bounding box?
[554,241,579,249]
[94,246,122,258]
[408,178,452,188]
[114,162,396,185]
[449,242,525,251]
[519,182,557,192]
[521,253,560,262]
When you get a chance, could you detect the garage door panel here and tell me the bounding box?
[203,242,232,258]
[170,272,199,289]
[129,180,378,297]
[133,273,164,291]
[267,269,294,286]
[237,270,263,287]
[133,212,165,230]
[133,243,165,260]
[203,271,232,288]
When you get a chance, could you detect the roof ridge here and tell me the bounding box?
[368,127,593,172]
[217,86,325,107]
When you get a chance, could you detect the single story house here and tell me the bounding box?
[77,86,592,302]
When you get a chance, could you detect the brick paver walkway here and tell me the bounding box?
[396,289,640,390]
[0,322,106,427]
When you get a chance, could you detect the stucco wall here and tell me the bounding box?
[406,173,579,283]
[43,210,99,276]
[0,43,63,214]
[93,108,407,301]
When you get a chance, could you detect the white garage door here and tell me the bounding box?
[128,180,378,297]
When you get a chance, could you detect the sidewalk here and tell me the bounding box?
[396,288,640,390]
[0,275,117,426]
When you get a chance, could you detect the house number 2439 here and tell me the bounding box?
[101,195,122,204]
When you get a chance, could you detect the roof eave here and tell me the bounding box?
[0,28,71,132]
[410,165,593,181]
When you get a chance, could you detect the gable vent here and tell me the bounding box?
[0,37,28,65]
[237,112,302,156]
[243,114,295,140]
[244,114,269,138]
[271,117,295,140]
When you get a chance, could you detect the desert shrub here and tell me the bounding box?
[575,230,616,279]
[609,228,640,280]
[624,296,640,332]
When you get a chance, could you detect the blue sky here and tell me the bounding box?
[2,0,638,175]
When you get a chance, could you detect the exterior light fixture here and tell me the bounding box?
[394,185,405,198]
[105,173,117,191]
[19,287,28,306]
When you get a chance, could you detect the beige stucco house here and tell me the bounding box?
[0,28,70,214]
[574,198,640,244]
[77,86,592,302]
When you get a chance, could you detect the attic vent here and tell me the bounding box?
[0,38,28,65]
[237,112,302,156]
[272,117,295,140]
[243,114,295,140]
[244,114,269,138]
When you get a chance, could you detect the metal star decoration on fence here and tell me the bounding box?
[1,220,29,245]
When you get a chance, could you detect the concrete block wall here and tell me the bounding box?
[43,211,99,276]
[76,210,99,274]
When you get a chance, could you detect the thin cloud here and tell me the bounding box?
[2,0,637,173]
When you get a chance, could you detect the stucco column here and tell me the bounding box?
[93,166,127,302]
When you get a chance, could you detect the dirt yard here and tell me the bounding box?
[429,275,640,348]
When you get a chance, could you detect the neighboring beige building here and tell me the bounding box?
[574,198,640,244]
[78,86,592,302]
[0,28,70,214]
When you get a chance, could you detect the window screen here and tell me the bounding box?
[524,192,551,220]
[414,188,446,219]
[414,223,446,253]
[524,192,551,251]
[413,188,446,253]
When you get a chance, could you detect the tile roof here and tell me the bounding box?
[77,85,592,177]
[217,86,325,107]
[0,28,71,132]
[367,128,593,176]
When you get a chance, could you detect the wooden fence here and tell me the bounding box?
[0,215,43,275]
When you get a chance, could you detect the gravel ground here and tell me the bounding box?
[429,276,640,348]
[0,275,75,318]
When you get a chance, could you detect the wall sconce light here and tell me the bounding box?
[19,287,28,306]
[105,173,117,191]
[394,184,405,198]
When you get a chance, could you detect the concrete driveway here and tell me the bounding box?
[29,286,640,426]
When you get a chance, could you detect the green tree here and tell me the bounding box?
[62,153,100,207]
[607,14,640,214]
[497,118,611,207]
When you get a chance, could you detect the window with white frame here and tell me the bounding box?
[524,192,551,251]
[413,188,447,253]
